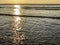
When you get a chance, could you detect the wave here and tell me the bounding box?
[0,5,60,10]
[0,14,60,19]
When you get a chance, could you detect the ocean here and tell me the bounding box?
[0,5,60,45]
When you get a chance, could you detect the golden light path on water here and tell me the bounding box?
[13,5,21,30]
[12,5,26,45]
[14,5,21,15]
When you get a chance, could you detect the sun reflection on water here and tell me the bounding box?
[12,5,26,45]
[14,5,21,15]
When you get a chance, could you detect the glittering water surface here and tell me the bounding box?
[0,5,60,45]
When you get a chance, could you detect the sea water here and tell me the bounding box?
[0,5,60,45]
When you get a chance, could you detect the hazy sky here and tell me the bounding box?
[0,0,60,4]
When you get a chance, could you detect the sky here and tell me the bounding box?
[0,0,60,4]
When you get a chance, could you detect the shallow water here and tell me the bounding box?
[0,5,60,45]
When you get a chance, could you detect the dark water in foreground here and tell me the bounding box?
[0,16,60,45]
[0,5,60,45]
